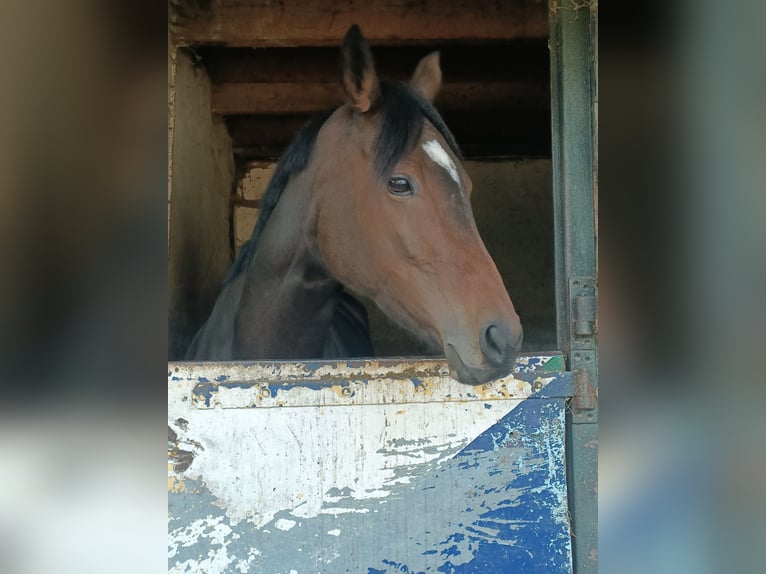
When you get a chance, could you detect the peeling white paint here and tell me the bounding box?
[315,507,371,516]
[167,357,563,529]
[168,516,231,558]
[169,393,524,527]
[168,516,237,573]
[422,139,461,187]
[234,548,261,574]
[274,518,296,531]
[168,354,571,572]
[169,353,562,406]
[540,406,570,529]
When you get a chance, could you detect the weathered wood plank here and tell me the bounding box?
[213,83,342,114]
[212,81,550,114]
[172,0,549,47]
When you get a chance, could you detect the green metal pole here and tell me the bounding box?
[549,2,598,573]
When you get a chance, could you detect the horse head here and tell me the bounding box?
[311,26,523,384]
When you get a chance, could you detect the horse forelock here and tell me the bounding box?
[374,80,461,178]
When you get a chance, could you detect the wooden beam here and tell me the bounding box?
[213,83,342,115]
[197,42,550,85]
[172,0,548,47]
[212,81,549,114]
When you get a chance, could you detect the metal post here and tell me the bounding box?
[549,1,598,572]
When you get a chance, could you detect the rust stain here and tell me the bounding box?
[170,446,196,473]
[168,424,202,474]
[168,462,186,493]
[472,378,528,400]
[330,384,353,399]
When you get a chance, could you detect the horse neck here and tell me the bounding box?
[231,171,342,359]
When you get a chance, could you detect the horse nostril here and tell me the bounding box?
[480,323,508,367]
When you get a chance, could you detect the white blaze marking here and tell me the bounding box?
[422,139,461,188]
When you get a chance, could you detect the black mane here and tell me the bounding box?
[222,108,335,285]
[223,80,460,286]
[374,80,461,177]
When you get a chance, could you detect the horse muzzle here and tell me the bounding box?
[444,319,523,385]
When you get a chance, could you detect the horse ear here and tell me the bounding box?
[341,25,380,113]
[410,51,442,103]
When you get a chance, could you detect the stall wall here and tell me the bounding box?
[470,159,556,352]
[168,47,234,359]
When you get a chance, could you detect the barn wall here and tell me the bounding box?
[168,47,234,360]
[470,159,556,351]
[232,159,555,353]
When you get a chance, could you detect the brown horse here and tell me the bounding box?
[187,25,523,384]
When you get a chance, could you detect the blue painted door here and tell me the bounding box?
[168,354,573,573]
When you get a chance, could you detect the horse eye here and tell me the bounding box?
[387,176,413,197]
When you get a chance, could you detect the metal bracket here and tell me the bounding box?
[570,349,597,422]
[569,277,597,350]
